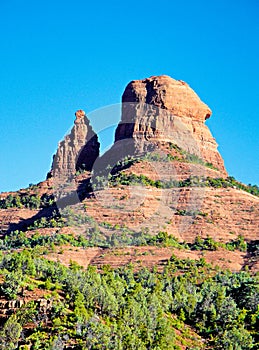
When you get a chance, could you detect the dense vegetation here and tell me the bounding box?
[0,193,54,210]
[0,144,258,349]
[0,248,258,349]
[1,216,254,255]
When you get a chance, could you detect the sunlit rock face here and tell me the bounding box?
[115,75,227,176]
[51,110,100,179]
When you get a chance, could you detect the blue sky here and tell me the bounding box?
[0,0,258,192]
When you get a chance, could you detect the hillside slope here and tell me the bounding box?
[0,75,258,349]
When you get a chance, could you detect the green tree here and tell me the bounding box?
[214,326,253,349]
[0,271,23,299]
[0,315,22,350]
[74,292,89,322]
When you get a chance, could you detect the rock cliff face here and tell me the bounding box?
[115,75,227,176]
[0,74,258,275]
[50,76,227,180]
[51,110,100,179]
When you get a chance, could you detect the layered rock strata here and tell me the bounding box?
[115,75,227,176]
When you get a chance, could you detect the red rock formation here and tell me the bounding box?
[51,110,100,179]
[115,75,227,176]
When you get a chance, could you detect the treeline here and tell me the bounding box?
[0,249,258,349]
[1,225,256,255]
[0,193,54,210]
[0,174,257,214]
[109,173,259,197]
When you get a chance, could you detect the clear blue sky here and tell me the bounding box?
[0,0,258,192]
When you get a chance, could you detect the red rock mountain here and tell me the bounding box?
[49,76,227,182]
[115,75,227,176]
[0,75,258,272]
[0,75,258,350]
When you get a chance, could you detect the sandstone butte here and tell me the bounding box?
[50,75,227,179]
[116,75,227,175]
[0,75,258,273]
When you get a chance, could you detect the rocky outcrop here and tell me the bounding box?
[0,297,53,316]
[115,75,227,176]
[51,110,100,179]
